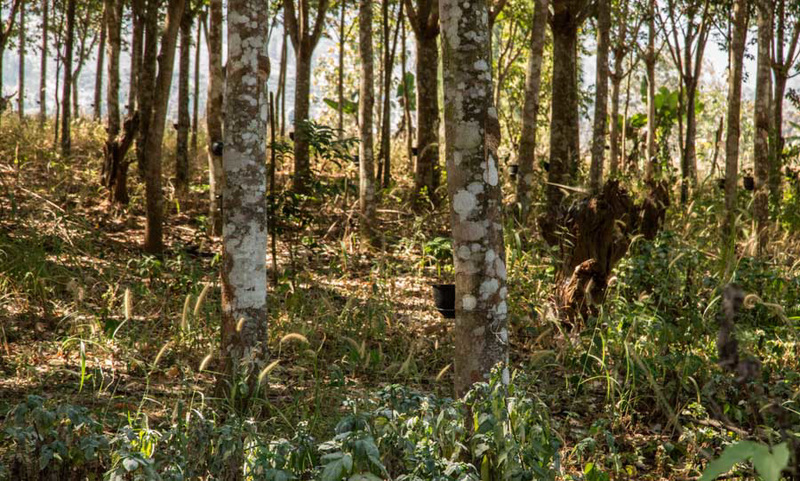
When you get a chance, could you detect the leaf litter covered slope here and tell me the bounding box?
[2,120,800,478]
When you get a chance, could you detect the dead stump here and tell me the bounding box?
[541,179,670,327]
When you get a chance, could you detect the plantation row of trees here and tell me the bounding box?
[1,0,799,398]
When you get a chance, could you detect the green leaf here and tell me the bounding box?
[700,441,789,481]
[122,457,140,472]
[348,474,382,481]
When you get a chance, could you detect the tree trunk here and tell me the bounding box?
[337,0,345,138]
[358,0,376,235]
[143,0,186,255]
[277,28,287,136]
[17,0,24,121]
[220,0,269,391]
[681,80,698,203]
[175,8,192,201]
[589,0,609,193]
[38,0,46,129]
[207,0,224,235]
[609,72,622,175]
[441,0,508,397]
[400,19,413,163]
[546,3,580,215]
[106,0,121,138]
[128,0,144,112]
[412,32,440,206]
[771,74,787,213]
[191,11,201,160]
[93,3,106,121]
[754,0,771,256]
[514,0,547,221]
[723,0,747,271]
[136,0,158,181]
[292,49,312,192]
[644,0,656,181]
[60,0,76,156]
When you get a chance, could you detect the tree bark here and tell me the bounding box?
[136,0,158,181]
[284,0,330,193]
[220,0,269,391]
[589,0,610,193]
[175,7,192,201]
[440,0,508,397]
[644,0,655,181]
[93,3,106,121]
[358,0,376,235]
[191,11,202,160]
[38,0,46,129]
[143,0,187,254]
[546,0,584,215]
[514,0,547,221]
[723,0,747,271]
[17,0,24,121]
[128,0,144,112]
[337,0,345,138]
[406,0,440,207]
[754,0,771,256]
[206,0,224,235]
[60,0,76,156]
[277,27,287,136]
[106,0,121,138]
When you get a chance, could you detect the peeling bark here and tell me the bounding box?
[220,0,270,389]
[440,0,508,396]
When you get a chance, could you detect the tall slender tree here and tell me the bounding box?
[60,0,76,155]
[644,0,656,181]
[0,0,23,112]
[754,0,771,255]
[220,0,270,384]
[128,0,144,112]
[284,0,330,192]
[38,0,47,129]
[175,6,192,201]
[206,0,224,235]
[441,0,508,396]
[589,0,610,192]
[608,0,640,175]
[93,2,106,121]
[17,0,24,121]
[143,0,187,254]
[723,0,747,272]
[769,0,800,213]
[358,0,375,236]
[659,0,712,203]
[545,0,592,215]
[405,0,440,205]
[514,0,548,221]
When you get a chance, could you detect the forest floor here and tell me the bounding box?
[2,119,800,479]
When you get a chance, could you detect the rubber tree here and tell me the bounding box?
[440,0,508,397]
[93,1,106,121]
[589,0,610,193]
[284,0,330,193]
[608,0,640,176]
[754,0,771,255]
[60,0,76,155]
[769,0,800,213]
[38,0,46,129]
[175,6,192,201]
[206,0,224,235]
[659,0,712,203]
[143,0,187,254]
[514,0,547,221]
[404,0,440,206]
[723,0,747,273]
[17,0,24,121]
[0,0,22,116]
[220,0,270,388]
[358,0,375,236]
[545,0,591,215]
